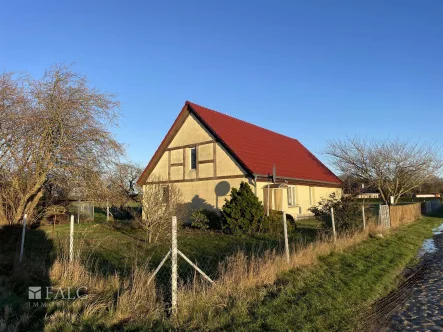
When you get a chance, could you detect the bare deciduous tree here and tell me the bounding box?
[135,176,186,243]
[326,138,443,205]
[94,162,142,210]
[112,162,142,203]
[0,65,123,225]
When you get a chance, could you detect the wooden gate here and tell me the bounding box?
[378,205,391,228]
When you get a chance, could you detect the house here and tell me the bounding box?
[137,101,342,219]
[356,193,380,199]
[415,193,441,198]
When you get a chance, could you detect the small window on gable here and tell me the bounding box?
[190,147,196,170]
[162,185,169,204]
[309,186,314,205]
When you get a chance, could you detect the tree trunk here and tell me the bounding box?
[146,228,152,243]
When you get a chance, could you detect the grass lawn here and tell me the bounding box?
[2,210,442,331]
[0,215,321,330]
[202,210,443,331]
[41,217,321,281]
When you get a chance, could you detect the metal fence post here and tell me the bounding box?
[331,207,337,243]
[282,211,290,264]
[362,203,366,230]
[70,215,74,262]
[77,198,80,224]
[106,199,110,222]
[171,216,178,314]
[19,214,27,263]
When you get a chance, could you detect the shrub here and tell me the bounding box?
[190,209,210,230]
[221,182,265,235]
[261,210,296,236]
[309,193,362,233]
[189,209,223,230]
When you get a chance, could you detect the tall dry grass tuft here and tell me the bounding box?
[46,241,165,330]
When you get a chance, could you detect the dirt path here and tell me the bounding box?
[382,227,443,331]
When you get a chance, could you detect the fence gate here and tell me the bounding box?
[379,205,391,228]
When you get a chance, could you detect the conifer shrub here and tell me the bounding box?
[221,182,265,235]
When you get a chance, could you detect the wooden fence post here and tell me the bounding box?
[19,214,27,263]
[282,211,290,264]
[70,215,74,262]
[171,216,178,315]
[331,207,337,243]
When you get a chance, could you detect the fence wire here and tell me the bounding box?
[7,199,443,316]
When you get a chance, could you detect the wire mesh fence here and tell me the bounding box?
[9,199,443,319]
[67,200,95,222]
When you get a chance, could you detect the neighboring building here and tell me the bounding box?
[415,193,441,198]
[137,101,342,219]
[356,193,380,199]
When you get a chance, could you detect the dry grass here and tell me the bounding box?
[45,243,165,330]
[44,221,391,330]
[173,223,387,327]
[0,304,30,332]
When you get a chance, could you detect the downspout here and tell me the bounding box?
[253,174,257,196]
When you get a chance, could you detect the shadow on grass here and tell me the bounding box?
[0,224,54,331]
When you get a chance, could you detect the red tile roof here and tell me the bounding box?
[186,101,341,185]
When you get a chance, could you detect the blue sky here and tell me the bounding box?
[1,1,442,170]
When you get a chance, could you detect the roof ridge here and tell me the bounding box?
[186,101,301,144]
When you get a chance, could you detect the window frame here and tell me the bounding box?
[189,147,197,170]
[287,186,297,207]
[161,185,169,205]
[309,186,314,205]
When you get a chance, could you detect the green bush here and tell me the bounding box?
[189,208,222,230]
[190,209,210,230]
[261,210,296,236]
[309,193,362,233]
[221,182,265,235]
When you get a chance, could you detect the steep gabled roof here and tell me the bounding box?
[137,101,342,186]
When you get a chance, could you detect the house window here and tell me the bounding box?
[287,187,296,206]
[309,187,315,205]
[190,147,196,170]
[161,185,169,204]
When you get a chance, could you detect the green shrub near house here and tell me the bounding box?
[261,210,296,236]
[190,208,222,230]
[310,193,362,233]
[220,181,295,235]
[221,182,265,235]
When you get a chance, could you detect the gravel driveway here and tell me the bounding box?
[384,225,443,331]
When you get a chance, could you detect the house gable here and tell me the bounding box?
[139,107,247,185]
[169,113,214,148]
